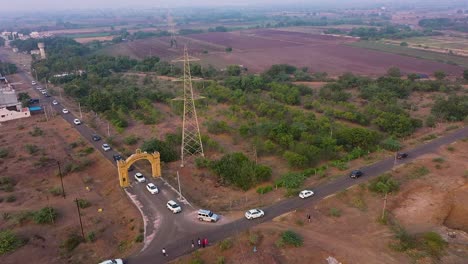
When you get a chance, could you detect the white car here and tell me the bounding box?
[98,259,123,264]
[62,108,69,114]
[146,183,159,193]
[166,200,182,213]
[299,190,315,199]
[245,209,265,220]
[134,172,146,183]
[31,81,36,85]
[41,90,47,94]
[73,119,81,125]
[52,100,58,105]
[102,143,111,152]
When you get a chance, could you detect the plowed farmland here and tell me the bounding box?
[102,29,465,76]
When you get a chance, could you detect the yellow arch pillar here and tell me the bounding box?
[117,149,161,188]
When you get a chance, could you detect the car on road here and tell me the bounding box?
[98,259,124,264]
[31,81,36,85]
[62,108,69,114]
[127,165,135,172]
[349,169,363,179]
[134,172,146,183]
[166,200,182,213]
[73,119,81,125]
[52,100,58,105]
[29,98,39,104]
[299,190,314,199]
[44,93,50,97]
[245,209,265,220]
[397,152,408,159]
[36,86,42,90]
[41,90,47,94]
[113,154,123,162]
[102,143,111,152]
[92,134,101,141]
[197,209,220,222]
[146,183,159,194]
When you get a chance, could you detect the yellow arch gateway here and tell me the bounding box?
[117,149,161,187]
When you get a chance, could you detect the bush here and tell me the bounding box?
[0,148,9,158]
[29,126,44,137]
[87,232,96,242]
[77,199,91,209]
[61,233,84,252]
[279,230,303,247]
[256,185,273,194]
[0,230,24,255]
[124,135,139,145]
[49,187,62,196]
[141,138,178,162]
[368,174,399,194]
[329,207,341,217]
[206,120,230,134]
[275,172,306,190]
[422,232,447,259]
[390,225,416,252]
[135,234,144,243]
[216,256,226,264]
[380,137,401,151]
[195,157,211,168]
[33,207,57,224]
[219,238,233,251]
[5,195,16,203]
[0,177,15,192]
[24,144,39,154]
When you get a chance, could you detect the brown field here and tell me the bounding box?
[103,29,464,76]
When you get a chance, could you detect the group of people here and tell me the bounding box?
[162,237,210,257]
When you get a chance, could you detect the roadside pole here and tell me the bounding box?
[57,161,66,199]
[107,122,110,137]
[177,171,182,200]
[78,102,82,119]
[75,198,85,239]
[43,105,48,121]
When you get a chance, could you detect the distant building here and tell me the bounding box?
[30,49,41,55]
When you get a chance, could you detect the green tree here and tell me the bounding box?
[463,69,468,81]
[141,138,178,162]
[226,65,241,76]
[387,67,401,78]
[434,71,446,80]
[431,95,468,121]
[335,127,380,151]
[368,174,399,194]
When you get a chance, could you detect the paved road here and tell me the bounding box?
[4,49,467,264]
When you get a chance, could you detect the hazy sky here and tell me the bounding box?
[5,0,390,12]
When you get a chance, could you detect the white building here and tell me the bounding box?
[0,76,31,122]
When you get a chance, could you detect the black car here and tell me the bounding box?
[92,134,101,141]
[29,98,40,104]
[44,93,51,97]
[127,165,135,172]
[113,154,123,162]
[397,152,408,159]
[349,170,363,179]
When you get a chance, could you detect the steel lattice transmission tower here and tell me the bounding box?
[172,46,204,167]
[167,11,177,48]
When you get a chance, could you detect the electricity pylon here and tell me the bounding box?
[172,46,204,167]
[167,11,177,48]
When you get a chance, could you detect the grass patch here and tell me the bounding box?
[256,185,273,194]
[0,230,25,255]
[432,157,445,163]
[446,146,455,152]
[368,173,399,194]
[134,234,143,243]
[445,125,459,131]
[5,195,16,203]
[29,126,44,137]
[406,166,430,180]
[124,134,140,145]
[0,177,15,192]
[0,148,10,158]
[49,187,63,196]
[24,144,40,154]
[33,207,58,224]
[421,134,438,141]
[278,230,303,247]
[76,199,91,209]
[61,233,84,253]
[329,207,342,217]
[218,238,233,251]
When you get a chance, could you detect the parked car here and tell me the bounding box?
[29,98,39,104]
[245,209,265,220]
[73,119,81,125]
[52,100,58,105]
[62,108,69,114]
[102,143,111,152]
[36,86,42,90]
[166,200,182,213]
[197,209,220,222]
[299,190,314,199]
[349,169,363,179]
[92,134,101,141]
[134,172,146,183]
[44,93,50,97]
[31,81,36,85]
[98,259,124,264]
[41,90,47,94]
[397,152,408,159]
[113,154,123,162]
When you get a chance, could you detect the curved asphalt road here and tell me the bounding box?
[4,50,467,264]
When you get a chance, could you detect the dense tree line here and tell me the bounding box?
[348,25,441,40]
[419,17,468,33]
[0,60,18,75]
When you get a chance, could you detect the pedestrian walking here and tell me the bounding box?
[162,248,168,257]
[191,240,195,248]
[197,237,201,248]
[307,214,311,223]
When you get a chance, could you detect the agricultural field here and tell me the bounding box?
[383,36,468,57]
[102,29,465,76]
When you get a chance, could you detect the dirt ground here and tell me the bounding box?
[172,139,468,264]
[0,75,142,263]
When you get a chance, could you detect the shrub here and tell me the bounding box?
[329,207,341,217]
[279,230,303,247]
[124,135,139,145]
[432,157,445,163]
[256,185,273,194]
[24,144,39,154]
[219,238,233,251]
[77,199,91,209]
[216,256,226,264]
[141,138,178,162]
[0,148,9,158]
[87,232,96,242]
[5,195,16,203]
[206,120,230,134]
[29,126,44,137]
[195,157,211,168]
[61,233,84,252]
[135,234,143,243]
[249,232,261,245]
[49,187,62,196]
[380,137,401,151]
[275,172,306,189]
[390,225,416,252]
[407,166,430,179]
[0,230,24,255]
[0,177,15,192]
[368,174,399,194]
[422,231,447,259]
[33,207,57,224]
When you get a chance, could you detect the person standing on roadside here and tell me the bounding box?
[162,248,168,257]
[204,238,208,247]
[191,240,195,248]
[197,237,201,248]
[202,238,205,248]
[307,214,311,223]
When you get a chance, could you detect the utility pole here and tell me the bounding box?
[57,161,65,198]
[177,171,182,200]
[75,198,85,239]
[107,122,110,137]
[381,192,388,221]
[78,102,82,119]
[43,105,48,121]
